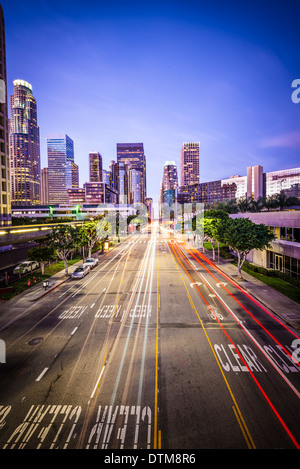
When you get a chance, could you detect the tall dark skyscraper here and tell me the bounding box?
[9,79,41,206]
[160,160,178,211]
[89,151,102,182]
[117,143,146,204]
[47,134,76,204]
[0,5,10,225]
[180,142,200,186]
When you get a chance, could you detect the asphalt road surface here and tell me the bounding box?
[0,222,299,450]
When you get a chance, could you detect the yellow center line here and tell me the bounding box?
[154,242,160,449]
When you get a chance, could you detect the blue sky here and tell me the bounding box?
[2,0,300,204]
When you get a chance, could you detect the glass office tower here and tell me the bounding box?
[9,79,41,206]
[180,142,200,186]
[117,143,146,203]
[47,134,75,204]
[89,151,102,182]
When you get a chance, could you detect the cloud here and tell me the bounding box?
[260,131,300,149]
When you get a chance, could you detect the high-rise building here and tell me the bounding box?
[84,181,117,204]
[114,162,129,204]
[41,167,49,205]
[71,161,79,188]
[0,5,11,225]
[180,142,200,186]
[9,79,40,206]
[265,167,300,197]
[247,165,263,201]
[89,152,102,182]
[47,134,76,204]
[162,161,178,192]
[117,143,146,203]
[102,169,111,186]
[109,160,117,189]
[160,160,179,209]
[128,168,143,204]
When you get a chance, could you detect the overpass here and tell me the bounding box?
[0,221,83,247]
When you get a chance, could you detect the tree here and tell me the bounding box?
[219,217,275,278]
[79,221,100,258]
[47,225,78,275]
[204,210,229,260]
[28,245,56,274]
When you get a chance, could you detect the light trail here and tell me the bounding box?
[169,240,300,449]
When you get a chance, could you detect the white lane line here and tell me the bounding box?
[36,367,49,382]
[71,326,78,335]
[90,366,106,399]
[197,270,300,399]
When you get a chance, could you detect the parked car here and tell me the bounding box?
[71,265,90,279]
[13,261,39,275]
[82,258,99,269]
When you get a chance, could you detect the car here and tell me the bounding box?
[13,261,39,275]
[82,258,99,269]
[71,265,90,279]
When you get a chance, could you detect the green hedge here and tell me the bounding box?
[242,260,300,288]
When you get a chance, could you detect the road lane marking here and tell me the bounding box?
[172,241,300,449]
[36,367,49,382]
[169,242,256,449]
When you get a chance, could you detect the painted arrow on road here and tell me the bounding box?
[190,282,202,288]
[216,282,227,288]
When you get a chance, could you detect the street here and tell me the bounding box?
[0,222,299,450]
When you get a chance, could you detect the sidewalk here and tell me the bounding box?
[0,244,121,328]
[199,248,300,331]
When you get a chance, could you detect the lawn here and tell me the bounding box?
[0,257,82,301]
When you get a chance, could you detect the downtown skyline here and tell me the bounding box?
[1,0,300,205]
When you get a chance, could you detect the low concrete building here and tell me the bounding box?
[230,211,300,279]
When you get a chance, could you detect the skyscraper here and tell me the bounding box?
[114,162,129,205]
[9,79,41,206]
[0,5,10,225]
[117,143,146,203]
[47,134,76,204]
[89,152,102,182]
[160,160,178,208]
[180,142,200,186]
[247,165,263,201]
[162,161,178,192]
[128,168,143,204]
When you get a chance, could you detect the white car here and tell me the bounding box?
[82,258,99,269]
[13,261,39,275]
[71,265,90,279]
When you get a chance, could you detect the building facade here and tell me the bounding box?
[89,151,102,182]
[84,181,117,205]
[180,142,200,186]
[47,135,76,204]
[221,166,300,202]
[41,167,49,205]
[231,211,300,279]
[9,79,40,206]
[117,143,146,203]
[0,5,10,225]
[178,180,236,205]
[265,167,300,197]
